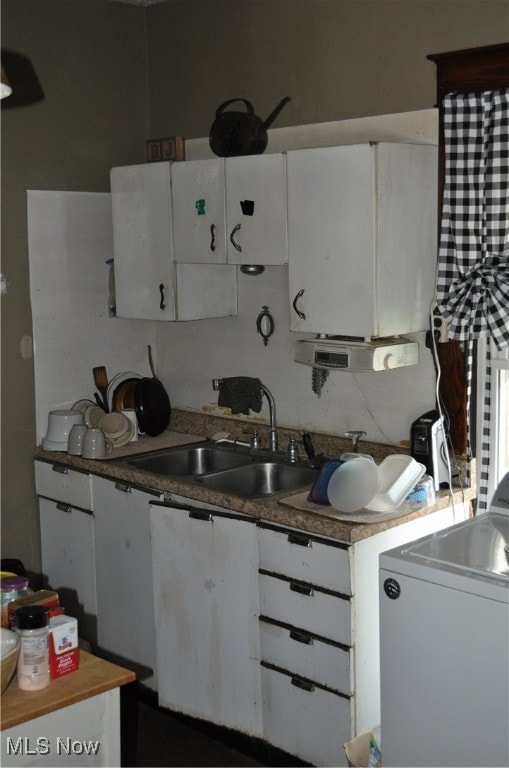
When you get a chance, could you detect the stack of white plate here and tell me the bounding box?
[83,405,105,428]
[98,412,134,448]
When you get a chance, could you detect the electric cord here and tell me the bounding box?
[429,300,457,518]
[351,374,400,447]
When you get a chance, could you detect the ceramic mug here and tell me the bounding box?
[67,424,88,456]
[82,428,112,460]
[121,409,138,441]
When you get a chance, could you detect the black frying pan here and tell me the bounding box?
[135,346,171,437]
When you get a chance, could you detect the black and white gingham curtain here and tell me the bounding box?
[436,89,509,511]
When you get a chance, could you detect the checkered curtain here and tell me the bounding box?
[436,89,509,511]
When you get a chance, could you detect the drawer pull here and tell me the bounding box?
[290,582,313,597]
[52,465,68,475]
[114,482,132,493]
[56,503,72,513]
[291,677,315,693]
[189,511,213,522]
[287,533,311,547]
[289,629,314,645]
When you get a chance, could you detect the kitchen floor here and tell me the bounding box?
[121,686,309,767]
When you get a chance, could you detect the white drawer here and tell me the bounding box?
[260,618,353,695]
[35,460,92,511]
[257,523,351,594]
[259,572,351,646]
[261,663,352,767]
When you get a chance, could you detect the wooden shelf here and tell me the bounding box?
[1,650,135,731]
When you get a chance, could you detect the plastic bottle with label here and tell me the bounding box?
[15,605,50,691]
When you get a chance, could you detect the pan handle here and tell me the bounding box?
[148,344,157,378]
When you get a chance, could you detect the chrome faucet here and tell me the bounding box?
[212,378,278,452]
[261,383,278,452]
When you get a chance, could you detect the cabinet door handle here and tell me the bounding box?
[189,511,213,522]
[291,677,315,692]
[290,582,314,597]
[114,482,132,493]
[287,533,311,548]
[230,223,242,252]
[56,503,72,513]
[289,629,314,645]
[292,289,306,320]
[210,224,216,252]
[159,283,166,311]
[52,465,68,475]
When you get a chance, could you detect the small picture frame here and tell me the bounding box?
[146,136,186,163]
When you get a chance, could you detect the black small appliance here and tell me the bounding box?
[410,409,450,490]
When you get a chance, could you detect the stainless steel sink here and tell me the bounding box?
[123,444,254,476]
[195,461,317,499]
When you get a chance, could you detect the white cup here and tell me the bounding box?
[82,428,112,460]
[42,409,84,451]
[67,424,88,456]
[121,409,138,441]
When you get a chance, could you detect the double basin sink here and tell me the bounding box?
[116,441,317,500]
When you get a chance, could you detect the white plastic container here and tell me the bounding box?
[327,456,381,513]
[365,455,425,512]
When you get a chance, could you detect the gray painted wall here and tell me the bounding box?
[2,0,508,575]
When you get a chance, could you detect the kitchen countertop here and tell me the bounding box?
[1,650,135,731]
[35,430,476,544]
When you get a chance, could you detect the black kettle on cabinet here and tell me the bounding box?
[209,97,291,158]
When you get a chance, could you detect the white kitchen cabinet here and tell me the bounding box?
[287,142,438,337]
[1,688,122,767]
[150,500,263,737]
[256,503,469,767]
[171,154,288,266]
[36,461,97,643]
[171,158,226,264]
[110,162,237,321]
[92,475,161,691]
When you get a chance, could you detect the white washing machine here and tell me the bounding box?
[379,474,509,767]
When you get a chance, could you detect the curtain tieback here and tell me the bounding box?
[444,251,509,348]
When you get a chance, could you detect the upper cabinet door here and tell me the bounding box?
[287,145,376,336]
[111,163,176,321]
[172,158,227,264]
[225,153,288,265]
[287,143,437,337]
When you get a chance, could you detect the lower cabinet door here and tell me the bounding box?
[150,503,263,737]
[39,497,97,643]
[261,664,352,767]
[259,619,352,695]
[93,477,160,690]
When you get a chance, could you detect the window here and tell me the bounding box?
[479,342,509,506]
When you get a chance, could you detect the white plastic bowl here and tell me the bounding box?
[327,456,380,513]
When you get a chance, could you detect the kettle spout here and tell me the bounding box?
[261,96,291,131]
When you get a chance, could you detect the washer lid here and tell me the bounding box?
[404,513,509,582]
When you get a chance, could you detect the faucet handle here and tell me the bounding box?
[286,436,300,463]
[345,430,366,453]
[243,428,261,449]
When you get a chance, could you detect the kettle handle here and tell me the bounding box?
[215,98,254,118]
